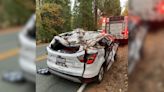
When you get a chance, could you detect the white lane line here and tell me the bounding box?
[77,83,87,92]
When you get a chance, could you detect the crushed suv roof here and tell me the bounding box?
[50,28,113,53]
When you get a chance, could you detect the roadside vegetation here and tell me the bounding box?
[0,0,35,28]
[36,0,122,43]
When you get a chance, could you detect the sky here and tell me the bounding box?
[70,0,128,10]
[120,0,128,8]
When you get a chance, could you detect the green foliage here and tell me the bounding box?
[98,0,121,16]
[37,0,121,43]
[37,0,72,43]
[41,0,72,30]
[72,0,80,29]
[37,3,63,42]
[41,3,64,29]
[72,0,95,31]
[0,0,35,28]
[72,0,121,31]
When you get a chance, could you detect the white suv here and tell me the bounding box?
[47,29,118,83]
[19,14,36,82]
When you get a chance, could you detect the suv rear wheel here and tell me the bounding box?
[96,66,104,83]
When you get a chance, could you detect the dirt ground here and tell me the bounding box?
[129,29,164,92]
[85,29,164,92]
[0,26,22,34]
[85,45,128,92]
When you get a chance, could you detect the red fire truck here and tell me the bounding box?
[99,16,128,44]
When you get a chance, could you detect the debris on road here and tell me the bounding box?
[2,70,25,83]
[37,68,51,75]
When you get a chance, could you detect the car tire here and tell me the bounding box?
[114,52,117,61]
[96,66,104,83]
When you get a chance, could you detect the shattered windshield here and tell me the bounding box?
[83,31,100,41]
[49,29,113,53]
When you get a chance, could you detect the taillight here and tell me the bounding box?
[86,53,97,64]
[121,31,125,34]
[78,55,84,63]
[78,53,97,64]
[157,2,164,14]
[122,29,128,35]
[102,17,106,23]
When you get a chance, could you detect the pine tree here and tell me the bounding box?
[98,0,121,16]
[37,0,72,42]
[72,0,95,31]
[0,0,35,28]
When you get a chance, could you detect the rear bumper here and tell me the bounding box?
[47,60,99,78]
[19,58,36,82]
[49,68,97,83]
[19,57,36,75]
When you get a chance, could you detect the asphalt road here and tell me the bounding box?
[0,29,35,92]
[36,44,83,92]
[0,29,126,92]
[0,29,85,92]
